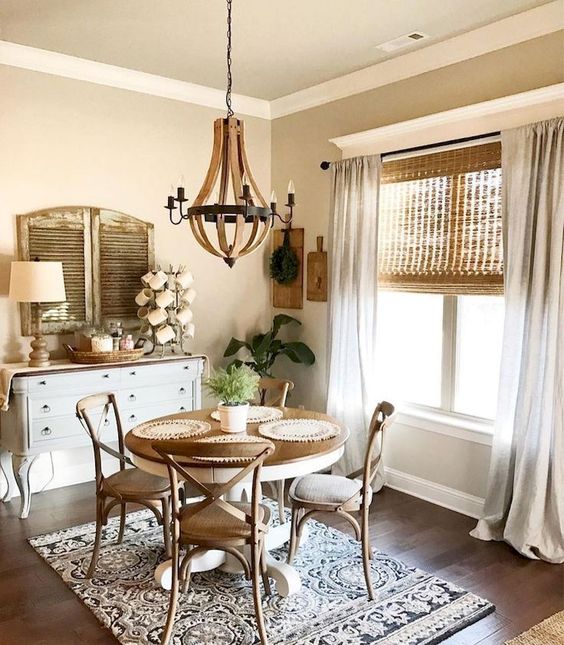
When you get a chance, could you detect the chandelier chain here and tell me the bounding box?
[225,0,234,117]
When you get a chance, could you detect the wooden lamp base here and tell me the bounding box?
[28,334,51,367]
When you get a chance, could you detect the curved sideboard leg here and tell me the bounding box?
[12,455,37,519]
[0,449,14,502]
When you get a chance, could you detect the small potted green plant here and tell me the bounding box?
[205,365,260,433]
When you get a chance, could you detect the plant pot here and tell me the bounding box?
[217,402,250,433]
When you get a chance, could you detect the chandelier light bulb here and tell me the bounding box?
[287,180,295,195]
[270,190,277,204]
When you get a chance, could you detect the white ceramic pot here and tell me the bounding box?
[217,402,249,433]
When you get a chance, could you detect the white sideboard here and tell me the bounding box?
[0,355,205,518]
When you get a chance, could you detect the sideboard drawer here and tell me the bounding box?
[28,369,120,393]
[121,360,199,387]
[118,382,192,409]
[29,393,79,419]
[31,416,84,443]
[122,400,194,429]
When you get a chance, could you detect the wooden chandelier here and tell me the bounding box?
[165,0,295,267]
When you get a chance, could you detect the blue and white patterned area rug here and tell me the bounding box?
[29,503,494,644]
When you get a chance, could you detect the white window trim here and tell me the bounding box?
[330,83,564,159]
[398,403,494,446]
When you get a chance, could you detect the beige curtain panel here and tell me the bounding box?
[326,155,382,480]
[471,118,564,563]
[378,142,503,294]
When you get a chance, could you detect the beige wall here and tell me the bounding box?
[0,66,272,365]
[271,32,564,499]
[0,31,562,503]
[0,65,271,493]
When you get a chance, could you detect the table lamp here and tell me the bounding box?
[9,260,67,367]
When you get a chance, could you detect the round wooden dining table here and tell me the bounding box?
[124,407,349,597]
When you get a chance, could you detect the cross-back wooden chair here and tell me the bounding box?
[258,377,294,524]
[258,377,294,406]
[287,401,396,600]
[76,393,172,578]
[153,437,276,645]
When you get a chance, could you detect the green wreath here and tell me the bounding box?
[270,229,299,285]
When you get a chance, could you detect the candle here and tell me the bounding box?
[242,172,251,199]
[287,179,295,205]
[167,195,175,209]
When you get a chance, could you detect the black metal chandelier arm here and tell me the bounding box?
[225,0,234,118]
[167,201,190,225]
[273,211,293,225]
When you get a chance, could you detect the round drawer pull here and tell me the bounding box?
[41,404,51,413]
[129,415,137,423]
[129,371,137,376]
[39,380,47,386]
[128,394,136,402]
[41,427,52,436]
[179,387,186,394]
[179,406,186,412]
[104,419,110,427]
[102,373,110,379]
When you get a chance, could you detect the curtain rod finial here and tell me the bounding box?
[320,161,331,170]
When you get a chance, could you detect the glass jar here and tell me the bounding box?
[91,333,113,353]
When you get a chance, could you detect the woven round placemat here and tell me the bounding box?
[210,406,283,424]
[192,433,270,463]
[258,418,340,443]
[132,418,211,440]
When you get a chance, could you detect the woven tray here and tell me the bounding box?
[258,418,340,443]
[210,406,283,424]
[132,418,211,440]
[65,345,144,364]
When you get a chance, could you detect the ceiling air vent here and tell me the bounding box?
[376,31,430,53]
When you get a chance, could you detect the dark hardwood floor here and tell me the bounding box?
[0,483,562,644]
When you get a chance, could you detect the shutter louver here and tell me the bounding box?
[92,209,155,324]
[378,142,503,294]
[16,208,93,335]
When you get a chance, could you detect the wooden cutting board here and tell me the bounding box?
[307,236,327,302]
[272,227,304,309]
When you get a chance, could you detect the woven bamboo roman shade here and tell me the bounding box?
[378,141,503,294]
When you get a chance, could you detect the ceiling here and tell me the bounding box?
[0,0,555,100]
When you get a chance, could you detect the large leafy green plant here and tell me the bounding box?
[205,365,259,406]
[224,314,315,377]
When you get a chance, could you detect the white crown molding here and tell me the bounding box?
[0,40,271,120]
[0,1,562,121]
[330,83,564,157]
[384,467,485,519]
[270,1,564,119]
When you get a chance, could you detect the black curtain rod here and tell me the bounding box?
[319,131,501,170]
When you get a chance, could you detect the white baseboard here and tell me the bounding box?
[384,467,485,519]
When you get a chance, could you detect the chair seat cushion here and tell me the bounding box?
[180,502,270,541]
[102,467,170,498]
[289,473,372,508]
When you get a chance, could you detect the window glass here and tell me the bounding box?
[454,295,504,419]
[375,291,443,408]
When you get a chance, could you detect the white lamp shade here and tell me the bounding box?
[9,261,66,303]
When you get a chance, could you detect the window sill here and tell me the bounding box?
[397,405,494,446]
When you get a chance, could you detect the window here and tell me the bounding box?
[375,141,504,422]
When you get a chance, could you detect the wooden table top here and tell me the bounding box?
[124,407,349,468]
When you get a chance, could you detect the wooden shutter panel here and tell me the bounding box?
[16,208,93,335]
[91,209,155,325]
[378,142,503,295]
